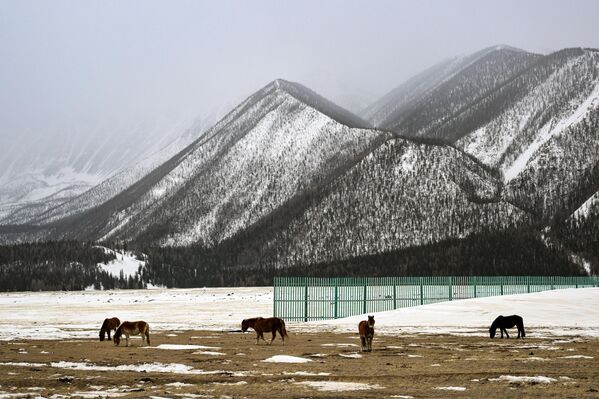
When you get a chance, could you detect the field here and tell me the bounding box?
[1,331,599,398]
[1,287,599,398]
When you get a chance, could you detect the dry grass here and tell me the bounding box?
[1,330,598,398]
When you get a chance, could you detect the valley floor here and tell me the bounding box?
[1,287,599,397]
[1,331,598,398]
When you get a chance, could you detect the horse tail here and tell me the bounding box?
[520,321,526,338]
[280,319,288,338]
[145,323,151,345]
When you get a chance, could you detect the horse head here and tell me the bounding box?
[113,330,121,346]
[99,330,105,341]
[241,319,249,332]
[489,326,497,338]
[368,315,375,327]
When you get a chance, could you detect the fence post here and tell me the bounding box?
[500,278,504,296]
[420,279,424,305]
[334,278,338,319]
[363,283,367,314]
[304,279,309,322]
[473,276,477,298]
[393,284,397,310]
[449,276,453,301]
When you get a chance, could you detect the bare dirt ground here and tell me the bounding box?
[1,330,598,398]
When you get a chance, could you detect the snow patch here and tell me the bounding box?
[559,355,593,359]
[153,344,220,351]
[96,247,145,279]
[283,371,331,376]
[296,381,382,392]
[339,353,362,358]
[165,382,194,388]
[434,386,467,391]
[262,355,311,364]
[192,351,225,356]
[489,375,557,384]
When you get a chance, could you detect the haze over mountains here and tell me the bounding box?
[1,45,598,286]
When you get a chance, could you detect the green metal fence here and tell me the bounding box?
[273,276,599,321]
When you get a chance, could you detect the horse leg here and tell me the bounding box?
[360,336,366,352]
[270,331,276,345]
[107,330,111,340]
[504,329,510,339]
[125,334,130,347]
[279,328,285,346]
[255,332,260,345]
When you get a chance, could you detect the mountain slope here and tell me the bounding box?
[0,114,216,226]
[218,137,526,270]
[363,46,541,134]
[40,80,383,245]
[452,48,599,219]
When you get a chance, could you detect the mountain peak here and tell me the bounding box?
[261,79,372,129]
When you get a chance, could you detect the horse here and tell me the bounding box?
[99,317,120,341]
[489,315,525,339]
[113,321,150,346]
[241,317,288,345]
[358,315,375,352]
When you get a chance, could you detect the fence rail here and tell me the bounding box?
[273,276,599,322]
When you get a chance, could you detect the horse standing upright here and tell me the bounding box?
[489,315,525,339]
[358,315,375,352]
[99,317,120,341]
[113,321,150,346]
[241,317,288,345]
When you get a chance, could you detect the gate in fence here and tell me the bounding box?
[273,276,599,322]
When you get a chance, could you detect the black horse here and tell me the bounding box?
[489,315,525,339]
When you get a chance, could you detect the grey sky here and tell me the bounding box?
[1,0,598,148]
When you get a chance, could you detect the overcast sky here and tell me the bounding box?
[1,0,599,147]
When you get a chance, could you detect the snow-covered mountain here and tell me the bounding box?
[25,79,382,245]
[0,113,222,225]
[363,46,599,222]
[221,137,526,269]
[451,48,599,220]
[2,46,597,278]
[361,45,541,131]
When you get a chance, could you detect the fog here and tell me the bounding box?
[1,0,598,172]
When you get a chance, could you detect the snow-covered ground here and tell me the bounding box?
[310,287,599,337]
[0,287,598,341]
[0,287,272,341]
[95,247,145,280]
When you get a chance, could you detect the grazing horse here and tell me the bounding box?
[489,315,525,339]
[99,317,120,341]
[358,315,375,352]
[113,321,150,347]
[241,317,288,345]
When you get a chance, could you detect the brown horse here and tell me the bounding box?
[241,317,288,345]
[99,317,120,341]
[113,321,150,347]
[358,315,375,352]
